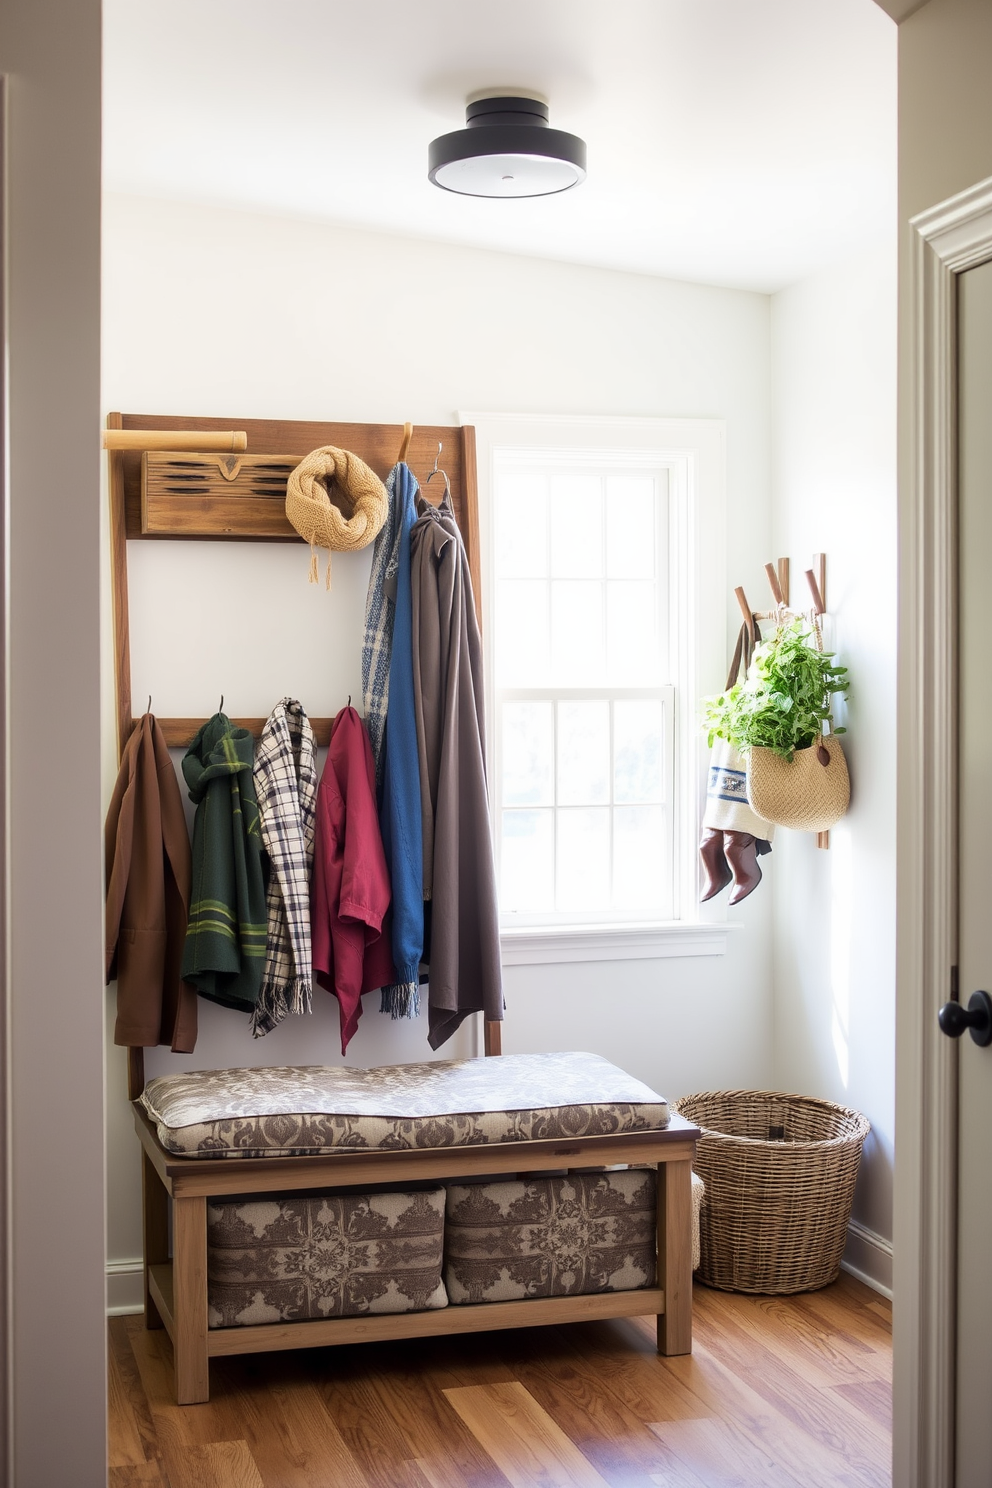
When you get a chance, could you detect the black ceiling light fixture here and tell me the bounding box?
[428,96,586,199]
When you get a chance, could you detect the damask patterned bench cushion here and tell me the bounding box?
[444,1168,657,1304]
[139,1052,671,1158]
[207,1187,447,1328]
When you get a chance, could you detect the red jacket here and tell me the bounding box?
[311,707,395,1053]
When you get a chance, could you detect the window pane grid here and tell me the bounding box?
[494,465,668,691]
[494,457,673,925]
[498,689,673,921]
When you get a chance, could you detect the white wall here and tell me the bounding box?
[102,192,775,1284]
[2,1,108,1482]
[770,240,898,1286]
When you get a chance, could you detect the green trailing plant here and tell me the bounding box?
[704,617,848,761]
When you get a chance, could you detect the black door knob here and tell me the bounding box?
[938,990,992,1046]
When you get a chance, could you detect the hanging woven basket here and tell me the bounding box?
[746,733,850,832]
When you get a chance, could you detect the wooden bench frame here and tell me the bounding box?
[134,1103,699,1404]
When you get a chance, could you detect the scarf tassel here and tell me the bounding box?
[380,982,420,1020]
[251,976,313,1039]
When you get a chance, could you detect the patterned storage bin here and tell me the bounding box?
[445,1168,657,1305]
[207,1187,448,1328]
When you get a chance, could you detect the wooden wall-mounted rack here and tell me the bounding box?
[735,553,826,628]
[107,411,499,1084]
[735,553,833,850]
[108,412,480,760]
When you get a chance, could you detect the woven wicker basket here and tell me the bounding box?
[746,735,850,832]
[672,1090,870,1294]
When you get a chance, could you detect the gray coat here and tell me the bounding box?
[410,493,503,1049]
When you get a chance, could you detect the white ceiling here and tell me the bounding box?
[102,0,897,295]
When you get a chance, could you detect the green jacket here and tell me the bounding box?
[181,713,267,1013]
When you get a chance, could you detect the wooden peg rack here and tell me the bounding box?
[108,412,481,762]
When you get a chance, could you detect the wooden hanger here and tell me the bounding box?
[764,561,786,608]
[734,586,756,649]
[805,553,826,615]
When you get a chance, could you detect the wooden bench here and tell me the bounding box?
[133,1055,699,1405]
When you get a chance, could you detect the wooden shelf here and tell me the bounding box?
[207,1286,668,1358]
[148,1250,665,1360]
[113,413,475,545]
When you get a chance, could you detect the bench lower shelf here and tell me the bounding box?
[149,1260,666,1358]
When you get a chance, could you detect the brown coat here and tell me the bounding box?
[105,713,198,1051]
[410,494,503,1050]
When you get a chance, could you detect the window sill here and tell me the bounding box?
[499,921,736,966]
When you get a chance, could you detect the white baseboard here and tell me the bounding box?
[841,1220,893,1299]
[107,1258,145,1317]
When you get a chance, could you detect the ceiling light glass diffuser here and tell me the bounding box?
[428,96,586,199]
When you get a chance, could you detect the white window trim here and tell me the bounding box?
[461,411,730,964]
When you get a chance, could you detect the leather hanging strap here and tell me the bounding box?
[725,617,760,691]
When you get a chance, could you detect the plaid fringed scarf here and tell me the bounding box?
[251,699,318,1037]
[362,463,406,787]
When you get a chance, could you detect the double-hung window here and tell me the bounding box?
[495,456,674,923]
[465,414,728,964]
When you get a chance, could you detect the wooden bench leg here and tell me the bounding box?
[657,1157,692,1356]
[142,1151,169,1331]
[172,1194,210,1404]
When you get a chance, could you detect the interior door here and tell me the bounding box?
[954,254,992,1486]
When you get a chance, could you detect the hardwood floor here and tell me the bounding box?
[109,1273,892,1488]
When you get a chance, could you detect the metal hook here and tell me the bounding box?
[219,694,224,713]
[425,440,451,498]
[347,695,352,707]
[146,695,152,715]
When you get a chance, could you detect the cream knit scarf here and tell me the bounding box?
[286,446,388,588]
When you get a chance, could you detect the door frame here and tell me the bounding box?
[895,173,992,1488]
[0,75,8,1485]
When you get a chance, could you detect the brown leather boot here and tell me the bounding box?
[699,827,732,901]
[723,831,762,904]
